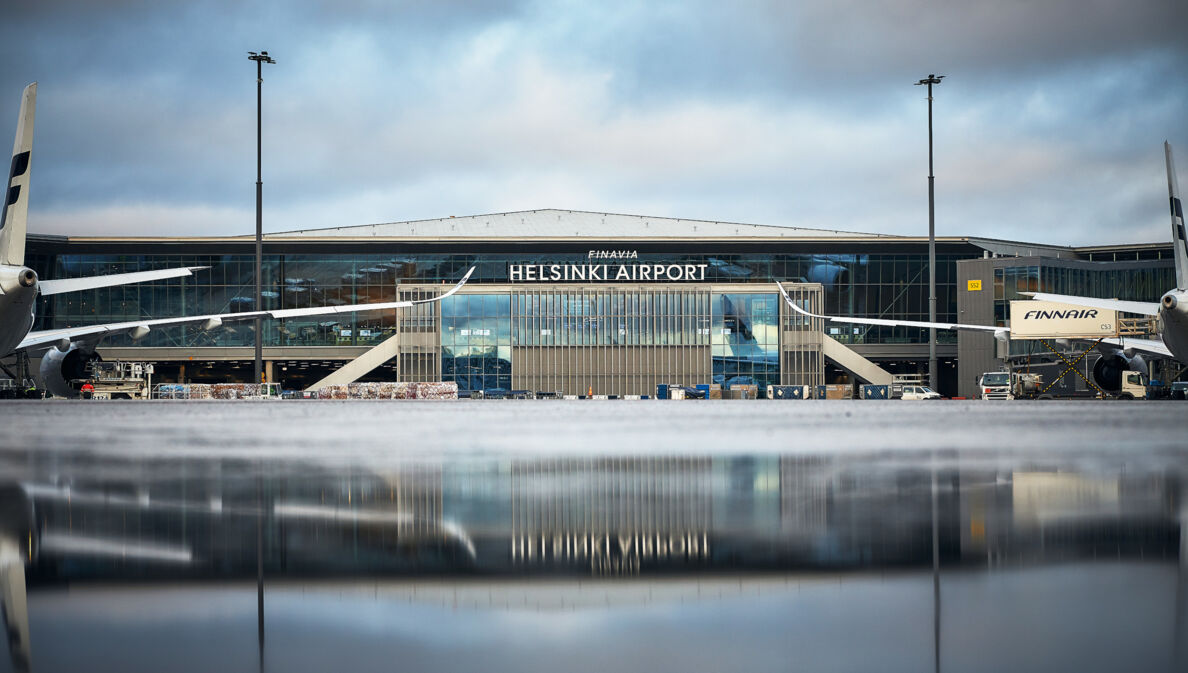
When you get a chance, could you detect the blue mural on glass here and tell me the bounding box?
[712,293,780,392]
[441,294,511,392]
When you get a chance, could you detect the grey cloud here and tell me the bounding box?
[536,1,1187,102]
[3,0,1186,246]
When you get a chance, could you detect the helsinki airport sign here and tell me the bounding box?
[508,250,708,282]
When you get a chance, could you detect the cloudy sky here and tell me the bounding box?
[1,0,1185,245]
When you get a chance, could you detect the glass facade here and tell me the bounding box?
[992,262,1177,357]
[992,264,1174,327]
[22,235,1179,398]
[512,290,711,348]
[29,250,967,348]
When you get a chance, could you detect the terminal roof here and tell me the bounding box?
[264,208,898,240]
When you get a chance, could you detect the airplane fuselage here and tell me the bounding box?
[0,265,38,357]
[1157,289,1188,363]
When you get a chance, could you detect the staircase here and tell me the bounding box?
[821,336,894,385]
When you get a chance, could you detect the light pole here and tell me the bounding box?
[916,74,943,391]
[248,50,275,384]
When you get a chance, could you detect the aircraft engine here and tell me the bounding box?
[38,344,102,399]
[1091,349,1147,392]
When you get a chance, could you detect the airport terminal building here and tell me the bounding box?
[23,209,1177,398]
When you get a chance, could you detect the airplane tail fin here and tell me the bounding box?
[0,83,35,267]
[1167,141,1188,290]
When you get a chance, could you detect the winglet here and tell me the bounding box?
[1166,142,1187,290]
[775,280,818,319]
[0,83,36,267]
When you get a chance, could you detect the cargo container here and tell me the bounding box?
[728,383,759,399]
[768,385,811,400]
[816,384,853,400]
[860,384,890,400]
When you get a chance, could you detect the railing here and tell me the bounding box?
[1117,317,1158,338]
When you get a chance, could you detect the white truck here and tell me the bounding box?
[978,371,1012,400]
[1114,370,1188,400]
[978,371,1046,400]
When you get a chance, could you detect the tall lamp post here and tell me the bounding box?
[915,74,943,391]
[248,51,275,384]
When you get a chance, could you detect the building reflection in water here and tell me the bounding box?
[0,451,1185,672]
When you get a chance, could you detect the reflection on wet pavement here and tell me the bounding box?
[0,401,1185,672]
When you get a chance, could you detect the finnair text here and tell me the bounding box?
[1023,309,1099,320]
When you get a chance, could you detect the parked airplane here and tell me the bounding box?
[776,142,1188,392]
[1025,142,1187,387]
[0,84,206,359]
[0,83,474,397]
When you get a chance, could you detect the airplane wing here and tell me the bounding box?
[36,266,208,296]
[1024,292,1160,317]
[1099,336,1173,358]
[16,266,475,351]
[776,281,1008,334]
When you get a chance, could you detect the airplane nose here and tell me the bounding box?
[1162,294,1178,310]
[19,268,37,288]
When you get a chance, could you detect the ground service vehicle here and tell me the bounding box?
[243,382,283,400]
[0,378,39,398]
[1116,370,1188,400]
[73,361,153,400]
[978,372,1012,400]
[901,385,942,400]
[979,371,1048,400]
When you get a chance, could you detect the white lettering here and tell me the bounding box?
[508,259,710,282]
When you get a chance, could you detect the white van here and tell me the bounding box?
[900,385,942,400]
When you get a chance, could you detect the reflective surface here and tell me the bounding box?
[0,400,1185,672]
[30,251,977,347]
[30,251,1177,350]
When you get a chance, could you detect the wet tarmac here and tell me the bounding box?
[0,400,1186,672]
[1,399,1185,462]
